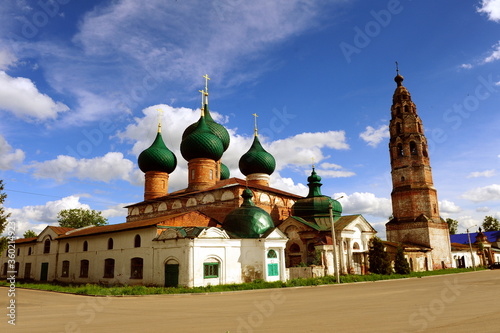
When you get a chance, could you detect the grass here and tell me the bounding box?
[0,267,485,296]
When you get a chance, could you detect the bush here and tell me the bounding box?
[394,245,411,275]
[368,237,392,275]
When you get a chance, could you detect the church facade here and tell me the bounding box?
[1,78,375,286]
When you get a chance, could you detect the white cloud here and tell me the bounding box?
[270,173,308,197]
[477,0,500,22]
[332,192,392,218]
[467,169,496,178]
[482,41,500,63]
[359,125,389,148]
[269,131,349,170]
[101,203,130,219]
[439,200,461,214]
[476,206,490,212]
[460,63,472,69]
[0,135,25,170]
[0,71,69,120]
[462,184,500,202]
[0,49,16,70]
[30,152,135,183]
[5,196,90,237]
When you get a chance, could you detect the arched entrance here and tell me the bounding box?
[164,259,179,287]
[266,249,280,281]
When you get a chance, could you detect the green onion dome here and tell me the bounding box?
[182,104,230,152]
[291,168,342,218]
[223,189,274,238]
[220,162,230,180]
[138,132,177,173]
[238,135,276,176]
[180,115,224,161]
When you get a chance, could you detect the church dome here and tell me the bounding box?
[182,104,230,152]
[291,168,342,218]
[223,189,274,238]
[220,162,230,180]
[138,131,177,173]
[180,115,224,161]
[239,135,276,176]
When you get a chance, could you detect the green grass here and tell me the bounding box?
[0,267,485,296]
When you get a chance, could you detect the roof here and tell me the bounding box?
[126,177,302,207]
[48,226,75,235]
[450,231,500,244]
[14,237,38,244]
[383,241,431,251]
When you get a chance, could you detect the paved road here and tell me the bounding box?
[1,270,499,333]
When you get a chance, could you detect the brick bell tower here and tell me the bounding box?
[385,68,452,270]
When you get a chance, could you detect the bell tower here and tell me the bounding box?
[385,69,452,270]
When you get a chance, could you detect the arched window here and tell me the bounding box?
[289,243,300,253]
[62,260,70,277]
[396,106,401,114]
[422,145,428,157]
[417,123,422,133]
[267,249,278,258]
[130,257,143,279]
[401,176,405,182]
[397,143,404,157]
[134,235,141,248]
[353,242,360,250]
[83,241,88,252]
[404,105,409,112]
[80,260,89,278]
[396,123,402,134]
[203,258,219,279]
[108,238,114,250]
[44,239,51,254]
[410,141,418,155]
[65,243,69,253]
[103,258,115,278]
[307,243,316,252]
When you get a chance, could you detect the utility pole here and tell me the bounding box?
[329,203,340,284]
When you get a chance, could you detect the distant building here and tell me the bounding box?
[450,229,500,268]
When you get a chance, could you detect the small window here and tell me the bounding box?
[62,260,70,278]
[17,248,20,256]
[267,249,278,258]
[396,123,401,134]
[134,235,141,248]
[65,243,69,253]
[191,169,195,180]
[44,239,51,254]
[28,247,32,256]
[401,176,405,182]
[289,243,300,253]
[104,259,115,278]
[3,263,7,275]
[422,146,428,157]
[353,242,360,250]
[307,243,315,252]
[203,262,219,279]
[80,260,89,278]
[410,141,417,155]
[397,143,404,157]
[209,169,213,180]
[130,257,143,279]
[83,241,88,252]
[108,238,114,250]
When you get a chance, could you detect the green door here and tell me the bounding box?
[40,262,49,281]
[165,264,179,287]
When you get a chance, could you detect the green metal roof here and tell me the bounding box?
[222,189,274,238]
[180,115,224,161]
[138,132,177,173]
[238,135,276,176]
[220,162,230,180]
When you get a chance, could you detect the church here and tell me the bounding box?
[1,77,375,287]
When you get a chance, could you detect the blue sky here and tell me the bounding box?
[1,0,500,239]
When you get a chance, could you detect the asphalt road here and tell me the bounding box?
[1,270,499,333]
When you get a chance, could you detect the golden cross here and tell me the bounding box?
[395,61,399,75]
[311,157,315,169]
[156,108,163,132]
[203,74,210,93]
[198,90,205,115]
[252,113,258,136]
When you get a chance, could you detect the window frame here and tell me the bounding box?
[203,262,219,279]
[61,260,70,278]
[80,260,89,278]
[130,257,143,279]
[103,258,115,278]
[43,239,51,254]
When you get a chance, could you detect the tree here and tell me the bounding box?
[368,237,392,275]
[446,218,458,235]
[57,208,108,229]
[394,245,411,274]
[482,216,500,232]
[23,230,37,238]
[0,180,11,253]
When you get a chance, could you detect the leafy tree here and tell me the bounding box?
[57,208,108,229]
[0,180,11,253]
[394,245,411,274]
[446,218,458,235]
[368,237,392,275]
[482,216,500,232]
[23,230,37,238]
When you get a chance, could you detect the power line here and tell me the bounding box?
[5,188,119,206]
